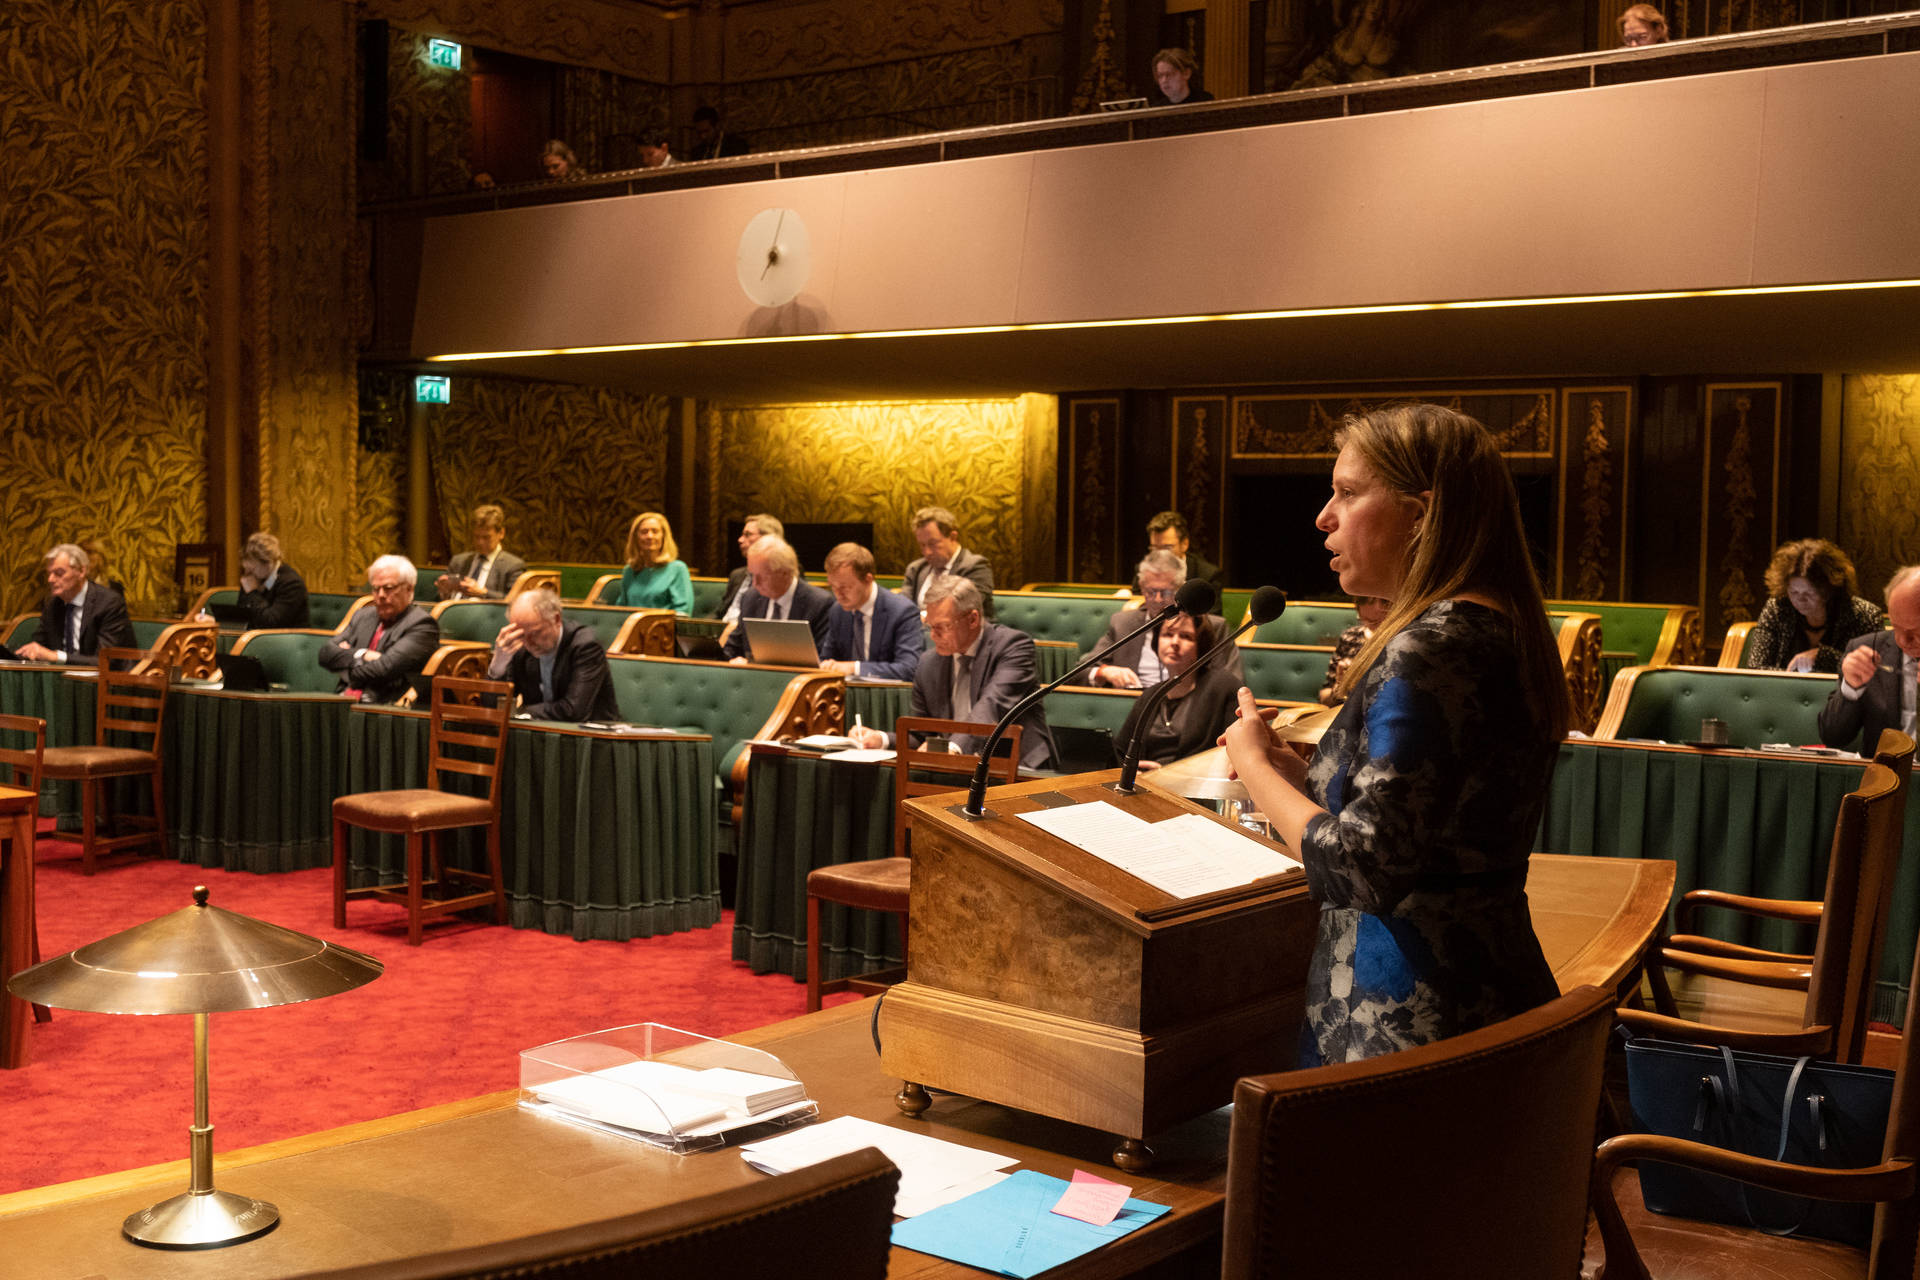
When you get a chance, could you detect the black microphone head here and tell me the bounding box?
[1174,579,1218,617]
[1248,586,1287,625]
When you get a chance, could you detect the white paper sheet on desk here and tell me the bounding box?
[1018,801,1294,898]
[821,748,896,763]
[1153,813,1299,880]
[738,1115,1017,1217]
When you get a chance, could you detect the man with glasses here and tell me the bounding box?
[319,555,440,703]
[18,543,134,664]
[1088,550,1240,689]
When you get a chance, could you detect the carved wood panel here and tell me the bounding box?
[1554,387,1632,600]
[1232,389,1555,459]
[1700,383,1782,640]
[1172,396,1229,576]
[1067,397,1121,583]
[1837,374,1920,603]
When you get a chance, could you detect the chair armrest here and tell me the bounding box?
[1663,933,1814,966]
[1675,888,1822,935]
[1592,1134,1914,1280]
[1614,1006,1832,1055]
[1651,944,1811,991]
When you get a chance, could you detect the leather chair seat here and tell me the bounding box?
[332,789,491,832]
[1582,1166,1865,1280]
[40,746,157,778]
[806,858,910,913]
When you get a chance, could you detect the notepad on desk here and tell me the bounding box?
[1018,800,1298,899]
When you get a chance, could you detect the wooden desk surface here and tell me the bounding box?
[0,855,1674,1278]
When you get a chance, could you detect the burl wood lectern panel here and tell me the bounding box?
[878,771,1316,1142]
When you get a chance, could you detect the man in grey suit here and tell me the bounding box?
[850,577,1053,769]
[438,503,526,601]
[1089,549,1241,689]
[899,505,994,615]
[1820,565,1920,752]
[320,555,440,703]
[18,543,134,663]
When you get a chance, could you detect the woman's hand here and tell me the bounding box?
[1789,646,1820,673]
[1221,688,1307,789]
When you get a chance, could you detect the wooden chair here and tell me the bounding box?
[1718,619,1757,667]
[1588,924,1920,1280]
[803,716,1022,1012]
[0,714,50,1035]
[332,675,511,946]
[37,648,168,875]
[1223,985,1617,1279]
[504,570,561,602]
[283,1146,899,1280]
[1629,736,1912,1065]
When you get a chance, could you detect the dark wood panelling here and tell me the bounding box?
[1700,383,1783,639]
[1555,387,1633,601]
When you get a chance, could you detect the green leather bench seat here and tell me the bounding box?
[994,592,1127,657]
[131,618,170,648]
[308,592,364,632]
[1250,601,1357,647]
[4,615,38,648]
[1596,666,1835,750]
[1049,687,1142,733]
[525,563,619,600]
[230,630,341,693]
[432,600,507,643]
[1239,643,1334,704]
[603,655,833,799]
[689,576,728,615]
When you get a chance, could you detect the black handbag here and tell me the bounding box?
[1625,1036,1895,1247]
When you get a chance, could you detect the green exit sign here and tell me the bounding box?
[414,375,451,405]
[427,38,461,70]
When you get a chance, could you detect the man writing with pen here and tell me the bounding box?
[486,588,622,723]
[1818,565,1920,751]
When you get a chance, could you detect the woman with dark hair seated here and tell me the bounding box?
[1744,538,1883,673]
[1222,402,1570,1066]
[1112,612,1238,769]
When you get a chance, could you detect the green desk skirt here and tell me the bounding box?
[732,748,901,982]
[345,710,719,941]
[846,683,912,736]
[1538,740,1916,1023]
[0,664,95,819]
[167,688,348,872]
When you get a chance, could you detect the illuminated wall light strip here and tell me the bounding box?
[426,279,1920,363]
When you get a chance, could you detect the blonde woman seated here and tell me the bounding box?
[612,512,693,614]
[1744,538,1883,674]
[1112,612,1239,768]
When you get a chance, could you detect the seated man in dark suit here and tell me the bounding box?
[723,536,833,663]
[849,577,1054,769]
[1089,550,1241,689]
[1142,510,1226,591]
[1820,564,1920,751]
[819,542,924,682]
[230,531,310,628]
[318,555,440,703]
[17,543,135,664]
[899,505,994,615]
[715,512,783,622]
[485,588,620,722]
[437,503,527,601]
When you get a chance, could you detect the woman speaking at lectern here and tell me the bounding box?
[1222,403,1569,1066]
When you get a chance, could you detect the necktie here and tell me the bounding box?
[771,601,783,622]
[344,623,388,702]
[860,612,871,661]
[952,655,974,722]
[66,601,81,653]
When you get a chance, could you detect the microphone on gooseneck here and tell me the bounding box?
[1112,585,1287,796]
[959,580,1221,818]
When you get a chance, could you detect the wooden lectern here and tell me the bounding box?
[878,769,1316,1168]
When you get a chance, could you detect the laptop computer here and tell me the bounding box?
[676,634,726,661]
[215,652,272,692]
[741,618,822,668]
[206,602,255,627]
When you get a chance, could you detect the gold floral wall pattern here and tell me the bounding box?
[360,26,475,202]
[361,0,669,81]
[726,0,1059,79]
[1839,374,1920,601]
[0,0,211,618]
[724,45,1034,151]
[705,396,1057,587]
[425,377,674,565]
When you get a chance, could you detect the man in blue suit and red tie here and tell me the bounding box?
[819,542,923,681]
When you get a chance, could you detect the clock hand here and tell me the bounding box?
[761,210,787,279]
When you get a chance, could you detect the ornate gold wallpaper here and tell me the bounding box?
[360,26,475,202]
[0,0,211,619]
[350,446,408,577]
[725,0,1060,80]
[704,395,1058,587]
[1838,374,1920,602]
[722,44,1034,151]
[424,377,674,565]
[360,0,670,81]
[558,63,672,175]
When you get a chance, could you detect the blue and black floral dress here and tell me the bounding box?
[1298,599,1560,1065]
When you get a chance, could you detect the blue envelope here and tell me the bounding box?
[891,1169,1172,1278]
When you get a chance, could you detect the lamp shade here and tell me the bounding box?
[6,885,383,1015]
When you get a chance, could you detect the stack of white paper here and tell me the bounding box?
[1018,801,1299,898]
[529,1059,811,1139]
[739,1115,1018,1217]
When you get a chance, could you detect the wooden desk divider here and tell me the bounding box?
[878,768,1314,1170]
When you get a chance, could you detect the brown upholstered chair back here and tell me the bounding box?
[1803,760,1903,1057]
[1223,985,1616,1280]
[890,716,1020,858]
[281,1146,899,1280]
[426,675,511,814]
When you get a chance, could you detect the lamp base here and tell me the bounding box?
[123,1188,279,1250]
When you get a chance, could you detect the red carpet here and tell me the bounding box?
[1,825,839,1195]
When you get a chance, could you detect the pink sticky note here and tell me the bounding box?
[1049,1168,1132,1226]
